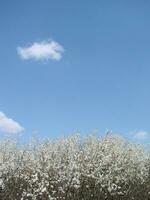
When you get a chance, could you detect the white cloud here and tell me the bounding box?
[132,131,148,140]
[0,112,24,134]
[17,39,64,61]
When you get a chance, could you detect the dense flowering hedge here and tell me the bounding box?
[0,134,150,200]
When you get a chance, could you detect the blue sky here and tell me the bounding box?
[0,0,150,142]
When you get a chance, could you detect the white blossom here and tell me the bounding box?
[0,133,149,199]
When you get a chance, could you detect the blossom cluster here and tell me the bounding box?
[0,133,150,200]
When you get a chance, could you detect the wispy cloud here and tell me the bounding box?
[132,131,148,140]
[17,39,64,61]
[0,112,24,134]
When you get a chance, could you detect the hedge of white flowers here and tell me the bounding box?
[0,133,150,200]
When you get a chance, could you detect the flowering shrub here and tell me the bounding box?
[0,133,150,200]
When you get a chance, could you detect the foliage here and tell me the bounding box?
[0,134,150,200]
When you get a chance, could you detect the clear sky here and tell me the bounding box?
[0,0,150,142]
